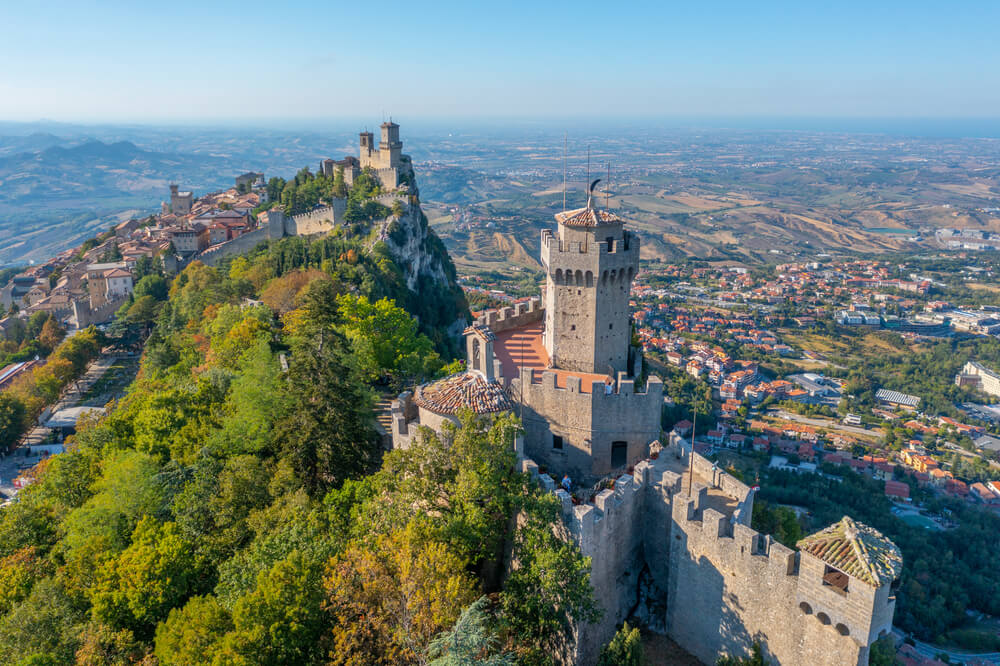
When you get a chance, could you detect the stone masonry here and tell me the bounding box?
[390,193,901,666]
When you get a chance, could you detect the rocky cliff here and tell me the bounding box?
[368,195,470,353]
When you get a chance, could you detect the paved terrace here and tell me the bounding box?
[494,322,610,394]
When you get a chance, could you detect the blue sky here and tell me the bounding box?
[1,0,998,122]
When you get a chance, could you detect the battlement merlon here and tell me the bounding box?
[513,366,662,398]
[540,229,640,273]
[474,297,543,334]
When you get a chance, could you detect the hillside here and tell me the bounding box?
[0,198,593,664]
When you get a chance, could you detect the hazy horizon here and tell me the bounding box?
[3,0,999,124]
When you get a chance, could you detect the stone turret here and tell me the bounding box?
[795,516,902,647]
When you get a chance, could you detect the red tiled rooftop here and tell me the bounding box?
[494,322,610,393]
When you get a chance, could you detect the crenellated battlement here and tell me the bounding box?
[516,365,663,398]
[474,296,543,333]
[540,228,639,275]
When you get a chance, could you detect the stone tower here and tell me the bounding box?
[359,131,375,164]
[380,121,402,168]
[542,195,639,375]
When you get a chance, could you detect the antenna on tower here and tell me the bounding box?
[606,162,611,209]
[562,133,567,212]
[586,146,591,208]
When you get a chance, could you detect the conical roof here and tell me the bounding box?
[413,372,513,415]
[796,516,902,587]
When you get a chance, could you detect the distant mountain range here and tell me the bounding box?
[0,139,232,209]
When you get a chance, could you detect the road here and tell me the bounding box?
[893,628,1000,665]
[1,354,133,498]
[767,409,882,440]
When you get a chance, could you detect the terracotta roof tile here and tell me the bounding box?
[554,206,623,227]
[797,516,902,587]
[414,372,512,415]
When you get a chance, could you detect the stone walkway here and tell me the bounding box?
[1,352,139,498]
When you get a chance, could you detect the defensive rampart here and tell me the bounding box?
[511,366,663,480]
[197,227,269,266]
[473,296,544,335]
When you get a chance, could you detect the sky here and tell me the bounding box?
[1,0,998,123]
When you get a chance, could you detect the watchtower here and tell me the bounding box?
[541,187,639,375]
[380,121,402,168]
[795,516,902,649]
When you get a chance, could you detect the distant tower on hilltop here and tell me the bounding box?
[380,121,402,168]
[164,183,192,216]
[359,131,375,165]
[356,121,409,189]
[542,179,639,375]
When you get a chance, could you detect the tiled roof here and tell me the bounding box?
[797,516,902,587]
[414,372,512,415]
[555,206,623,227]
[463,323,495,342]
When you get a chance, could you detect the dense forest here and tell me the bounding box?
[0,229,602,665]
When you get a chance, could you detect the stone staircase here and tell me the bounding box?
[373,394,395,449]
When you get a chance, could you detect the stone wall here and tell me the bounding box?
[473,297,543,337]
[197,227,269,266]
[511,366,663,480]
[541,434,882,666]
[287,199,347,236]
[665,490,866,666]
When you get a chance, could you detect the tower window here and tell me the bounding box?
[553,435,563,450]
[609,323,613,330]
[570,325,576,331]
[822,565,849,595]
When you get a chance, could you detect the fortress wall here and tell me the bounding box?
[287,199,346,236]
[514,368,662,479]
[666,492,865,666]
[568,470,647,666]
[197,228,269,266]
[514,369,596,479]
[669,431,754,526]
[372,192,410,208]
[475,297,543,335]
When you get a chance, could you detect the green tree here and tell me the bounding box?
[0,393,26,450]
[275,328,377,497]
[500,487,600,662]
[215,550,328,665]
[598,623,644,666]
[0,576,88,665]
[154,595,232,666]
[427,596,515,666]
[89,517,201,634]
[336,293,441,385]
[133,274,168,301]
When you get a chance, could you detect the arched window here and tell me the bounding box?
[835,623,850,636]
[799,602,812,615]
[628,267,634,282]
[575,270,583,286]
[585,271,593,287]
[602,270,608,285]
[610,269,617,284]
[816,612,831,626]
[555,269,563,285]
[472,338,481,373]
